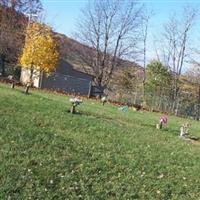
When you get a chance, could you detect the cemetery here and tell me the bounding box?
[1,82,200,199]
[1,0,200,198]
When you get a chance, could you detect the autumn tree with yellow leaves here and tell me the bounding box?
[20,22,59,93]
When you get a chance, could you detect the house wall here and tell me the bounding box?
[20,60,94,96]
[20,68,40,88]
[41,73,92,96]
[39,59,94,96]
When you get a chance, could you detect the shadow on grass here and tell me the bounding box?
[141,122,179,136]
[141,123,156,129]
[162,127,179,136]
[8,86,32,96]
[66,109,114,121]
[20,91,31,95]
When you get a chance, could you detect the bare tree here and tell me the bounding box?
[0,0,42,14]
[141,11,152,95]
[161,7,197,114]
[74,0,143,92]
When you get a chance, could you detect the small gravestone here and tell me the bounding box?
[180,122,190,137]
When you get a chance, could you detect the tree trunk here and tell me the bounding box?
[197,85,200,121]
[173,84,180,116]
[30,67,34,83]
[25,66,34,94]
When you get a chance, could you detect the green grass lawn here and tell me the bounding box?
[1,83,200,199]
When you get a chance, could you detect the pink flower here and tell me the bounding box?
[160,116,168,124]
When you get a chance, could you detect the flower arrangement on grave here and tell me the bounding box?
[156,116,168,129]
[118,105,129,112]
[69,97,83,114]
[101,96,107,106]
[8,75,15,89]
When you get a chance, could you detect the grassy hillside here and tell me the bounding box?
[1,83,200,199]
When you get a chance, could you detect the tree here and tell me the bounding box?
[185,65,200,120]
[117,68,142,93]
[145,60,172,111]
[145,60,172,96]
[0,0,42,76]
[141,11,152,93]
[19,22,59,93]
[0,6,26,76]
[113,67,143,104]
[75,0,143,93]
[161,7,196,113]
[0,0,42,14]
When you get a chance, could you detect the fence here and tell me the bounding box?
[111,90,199,119]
